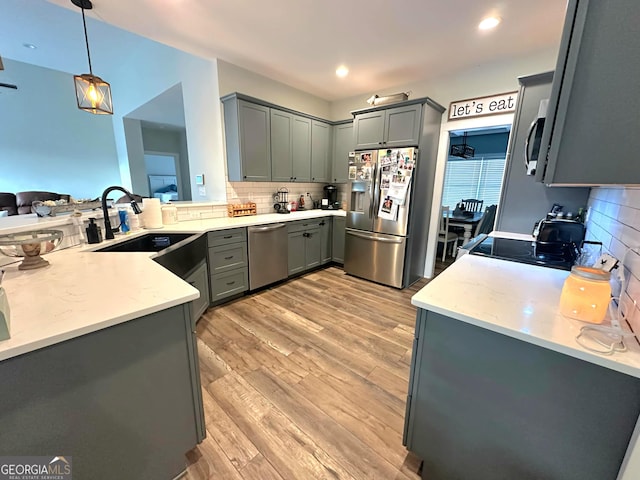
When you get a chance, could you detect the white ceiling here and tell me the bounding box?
[2,0,568,102]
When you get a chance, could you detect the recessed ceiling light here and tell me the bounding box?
[336,65,349,78]
[478,16,501,30]
[23,43,37,49]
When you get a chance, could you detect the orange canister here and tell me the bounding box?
[559,266,611,323]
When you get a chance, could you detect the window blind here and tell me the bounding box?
[441,155,506,210]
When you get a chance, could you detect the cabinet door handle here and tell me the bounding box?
[243,175,247,179]
[319,222,325,226]
[226,281,236,285]
[224,255,234,260]
[223,235,232,239]
[312,177,315,181]
[294,177,297,180]
[378,141,383,145]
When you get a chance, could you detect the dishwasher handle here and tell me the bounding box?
[248,223,286,232]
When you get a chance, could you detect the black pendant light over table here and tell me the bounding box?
[71,0,113,115]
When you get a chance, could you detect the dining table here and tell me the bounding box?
[445,210,484,245]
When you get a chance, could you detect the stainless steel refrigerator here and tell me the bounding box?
[344,147,419,288]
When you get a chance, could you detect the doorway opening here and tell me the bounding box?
[441,126,510,214]
[425,113,515,279]
[144,152,183,201]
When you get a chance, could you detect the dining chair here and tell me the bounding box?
[473,204,498,237]
[439,206,459,261]
[461,198,484,213]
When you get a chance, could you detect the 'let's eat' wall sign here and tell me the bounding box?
[448,91,518,121]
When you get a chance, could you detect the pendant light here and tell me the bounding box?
[450,131,475,159]
[71,0,113,115]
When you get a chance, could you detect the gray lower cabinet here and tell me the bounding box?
[287,230,306,276]
[271,109,311,182]
[222,96,271,181]
[311,120,331,182]
[332,216,345,263]
[207,228,249,304]
[319,217,332,264]
[287,219,325,275]
[0,303,205,480]
[536,0,640,185]
[353,104,422,150]
[331,121,354,183]
[185,260,210,323]
[405,309,640,480]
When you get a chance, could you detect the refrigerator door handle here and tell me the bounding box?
[346,230,404,244]
[370,164,379,218]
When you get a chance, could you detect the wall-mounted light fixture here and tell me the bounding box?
[71,0,113,115]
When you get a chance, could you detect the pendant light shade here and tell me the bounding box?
[72,0,113,115]
[74,73,112,114]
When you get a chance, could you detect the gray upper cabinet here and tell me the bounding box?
[353,110,385,150]
[271,110,311,182]
[385,104,422,147]
[223,97,271,182]
[495,72,589,234]
[311,120,331,182]
[331,122,354,183]
[354,104,422,150]
[536,0,640,185]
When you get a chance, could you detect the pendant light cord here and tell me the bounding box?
[81,6,93,76]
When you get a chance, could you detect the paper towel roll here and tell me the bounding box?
[142,198,163,229]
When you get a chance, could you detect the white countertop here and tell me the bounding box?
[0,209,345,362]
[412,253,640,378]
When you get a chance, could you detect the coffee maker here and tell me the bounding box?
[321,185,340,210]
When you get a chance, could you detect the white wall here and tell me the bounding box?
[330,47,560,121]
[0,59,120,198]
[217,60,331,119]
[104,36,225,202]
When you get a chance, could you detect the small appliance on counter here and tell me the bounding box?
[321,185,340,210]
[273,187,290,214]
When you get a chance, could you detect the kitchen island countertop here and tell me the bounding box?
[0,209,346,362]
[412,253,640,378]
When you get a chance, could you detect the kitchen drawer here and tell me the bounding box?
[287,218,324,233]
[208,242,247,274]
[207,228,246,247]
[210,268,248,301]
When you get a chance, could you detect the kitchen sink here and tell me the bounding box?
[95,233,195,253]
[95,232,207,279]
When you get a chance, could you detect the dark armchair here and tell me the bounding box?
[15,191,71,215]
[0,193,18,216]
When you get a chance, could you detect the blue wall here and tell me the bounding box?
[450,132,509,157]
[0,59,120,198]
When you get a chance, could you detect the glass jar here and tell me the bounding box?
[559,266,611,323]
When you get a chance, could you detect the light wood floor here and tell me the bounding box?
[183,266,434,480]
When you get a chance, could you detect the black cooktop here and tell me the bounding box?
[467,237,576,270]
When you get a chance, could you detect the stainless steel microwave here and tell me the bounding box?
[525,98,549,176]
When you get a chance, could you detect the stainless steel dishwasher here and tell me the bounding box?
[247,223,288,290]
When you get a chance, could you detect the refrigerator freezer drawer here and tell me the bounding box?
[344,228,407,288]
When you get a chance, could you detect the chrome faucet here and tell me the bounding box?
[100,186,142,240]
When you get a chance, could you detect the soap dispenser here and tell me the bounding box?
[86,218,103,244]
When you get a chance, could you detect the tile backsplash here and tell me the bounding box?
[226,181,346,214]
[585,187,640,332]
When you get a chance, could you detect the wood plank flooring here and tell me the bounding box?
[183,266,435,480]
